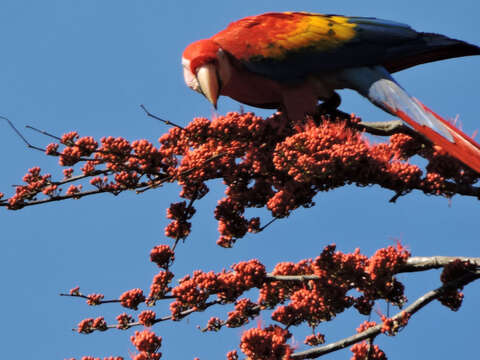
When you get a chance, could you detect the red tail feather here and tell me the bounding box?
[393,101,480,173]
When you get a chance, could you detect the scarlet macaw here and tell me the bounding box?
[182,12,480,172]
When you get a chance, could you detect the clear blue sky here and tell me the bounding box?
[1,1,479,359]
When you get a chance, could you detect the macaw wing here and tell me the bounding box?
[212,12,479,82]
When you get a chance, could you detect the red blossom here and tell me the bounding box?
[86,293,104,305]
[119,288,145,310]
[380,311,410,335]
[63,168,74,178]
[150,245,175,269]
[147,271,174,304]
[239,325,292,360]
[437,259,476,311]
[61,131,79,145]
[356,320,377,333]
[75,136,98,156]
[132,353,161,360]
[60,146,83,166]
[366,243,410,280]
[225,298,259,328]
[350,342,386,360]
[77,318,95,334]
[45,143,59,155]
[70,286,80,295]
[226,350,238,360]
[42,184,57,195]
[304,333,325,346]
[164,220,191,240]
[82,161,97,175]
[92,317,107,331]
[138,310,156,327]
[66,184,82,196]
[204,317,223,332]
[116,313,134,330]
[130,329,162,353]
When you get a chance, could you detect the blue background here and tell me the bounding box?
[0,1,478,359]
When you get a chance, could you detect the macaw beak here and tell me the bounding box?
[196,63,219,109]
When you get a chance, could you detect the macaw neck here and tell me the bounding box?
[219,58,283,109]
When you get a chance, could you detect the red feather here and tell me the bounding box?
[394,100,480,173]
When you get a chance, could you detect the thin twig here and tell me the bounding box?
[60,293,176,303]
[1,116,45,152]
[140,104,184,130]
[258,217,279,232]
[59,293,121,304]
[26,125,62,141]
[4,188,117,209]
[51,170,112,186]
[74,299,223,332]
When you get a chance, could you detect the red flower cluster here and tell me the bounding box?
[138,310,156,327]
[204,317,223,332]
[150,245,175,269]
[350,342,386,360]
[239,325,292,360]
[438,259,476,310]
[172,259,266,314]
[77,317,107,334]
[66,184,82,196]
[362,243,410,306]
[70,286,80,295]
[170,260,265,319]
[116,313,134,330]
[119,289,146,310]
[226,350,238,360]
[225,298,260,328]
[165,201,195,239]
[304,333,325,346]
[260,244,410,328]
[147,271,174,304]
[356,320,377,333]
[380,311,410,336]
[86,293,104,306]
[7,167,52,209]
[130,329,162,360]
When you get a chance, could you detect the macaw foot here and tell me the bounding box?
[316,92,342,115]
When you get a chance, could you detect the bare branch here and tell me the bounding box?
[356,120,420,138]
[401,256,480,272]
[26,124,63,141]
[1,116,45,152]
[140,104,184,130]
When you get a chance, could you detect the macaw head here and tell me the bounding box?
[182,39,231,108]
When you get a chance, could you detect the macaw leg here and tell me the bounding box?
[317,92,342,115]
[340,65,480,173]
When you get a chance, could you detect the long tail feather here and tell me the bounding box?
[342,66,480,173]
[407,100,480,173]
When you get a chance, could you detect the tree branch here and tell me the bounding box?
[265,256,480,282]
[290,270,480,359]
[140,104,184,130]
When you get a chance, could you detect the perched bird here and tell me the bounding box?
[182,12,480,172]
